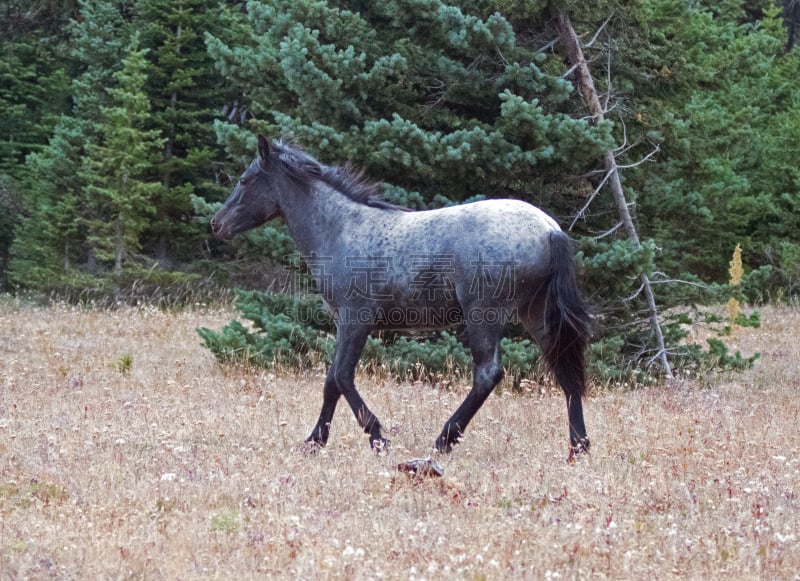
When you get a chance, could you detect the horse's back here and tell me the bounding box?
[383,199,560,306]
[399,199,559,267]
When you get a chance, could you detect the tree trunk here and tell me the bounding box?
[155,233,169,266]
[786,0,799,53]
[115,211,124,273]
[86,246,97,275]
[555,10,673,378]
[0,249,7,292]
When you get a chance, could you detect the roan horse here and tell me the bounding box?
[212,135,591,463]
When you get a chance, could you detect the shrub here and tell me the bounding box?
[198,291,548,386]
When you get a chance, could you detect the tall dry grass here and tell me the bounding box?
[0,301,798,579]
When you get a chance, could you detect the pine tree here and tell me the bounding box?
[134,0,229,266]
[0,41,69,177]
[206,0,613,222]
[0,4,73,290]
[79,38,166,272]
[8,0,238,292]
[9,0,131,285]
[8,119,87,288]
[613,1,800,286]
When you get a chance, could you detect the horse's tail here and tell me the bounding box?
[542,230,591,398]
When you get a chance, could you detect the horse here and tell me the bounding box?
[211,135,591,462]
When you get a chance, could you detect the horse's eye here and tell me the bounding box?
[239,177,249,186]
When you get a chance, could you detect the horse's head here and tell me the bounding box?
[211,135,282,240]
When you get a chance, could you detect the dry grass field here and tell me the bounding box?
[1,300,799,580]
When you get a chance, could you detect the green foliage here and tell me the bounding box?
[197,292,335,369]
[113,353,133,374]
[48,266,217,308]
[0,37,69,177]
[499,336,542,385]
[9,0,132,285]
[79,38,166,271]
[210,510,240,534]
[9,117,89,287]
[199,290,546,384]
[657,302,762,379]
[134,0,230,264]
[6,0,230,295]
[767,241,800,297]
[366,332,473,380]
[0,479,68,509]
[0,10,72,291]
[700,339,760,372]
[206,0,614,201]
[613,0,800,285]
[0,177,22,291]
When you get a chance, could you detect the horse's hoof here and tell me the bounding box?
[371,437,391,455]
[433,437,458,454]
[398,457,444,478]
[566,438,591,464]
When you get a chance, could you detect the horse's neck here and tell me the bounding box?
[280,184,370,257]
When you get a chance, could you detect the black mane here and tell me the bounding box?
[273,140,410,211]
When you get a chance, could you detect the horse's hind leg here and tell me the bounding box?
[306,366,340,447]
[522,299,590,461]
[434,322,505,453]
[559,372,590,462]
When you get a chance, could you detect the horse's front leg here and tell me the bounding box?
[328,322,390,451]
[306,367,340,447]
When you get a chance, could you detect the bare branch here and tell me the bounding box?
[614,133,645,157]
[562,63,580,79]
[616,144,661,169]
[648,277,711,289]
[493,42,510,67]
[537,37,560,54]
[569,143,659,231]
[591,222,624,240]
[623,282,646,303]
[584,14,615,49]
[614,114,629,152]
[604,39,613,112]
[569,169,613,230]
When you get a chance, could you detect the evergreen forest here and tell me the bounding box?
[2,0,800,380]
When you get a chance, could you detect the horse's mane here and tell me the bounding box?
[273,140,411,211]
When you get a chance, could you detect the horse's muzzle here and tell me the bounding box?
[210,216,227,239]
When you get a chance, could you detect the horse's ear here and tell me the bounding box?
[258,134,271,161]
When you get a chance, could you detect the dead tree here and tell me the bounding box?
[555,10,674,378]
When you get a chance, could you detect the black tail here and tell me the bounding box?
[543,230,591,397]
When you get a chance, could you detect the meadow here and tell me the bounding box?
[0,301,798,579]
